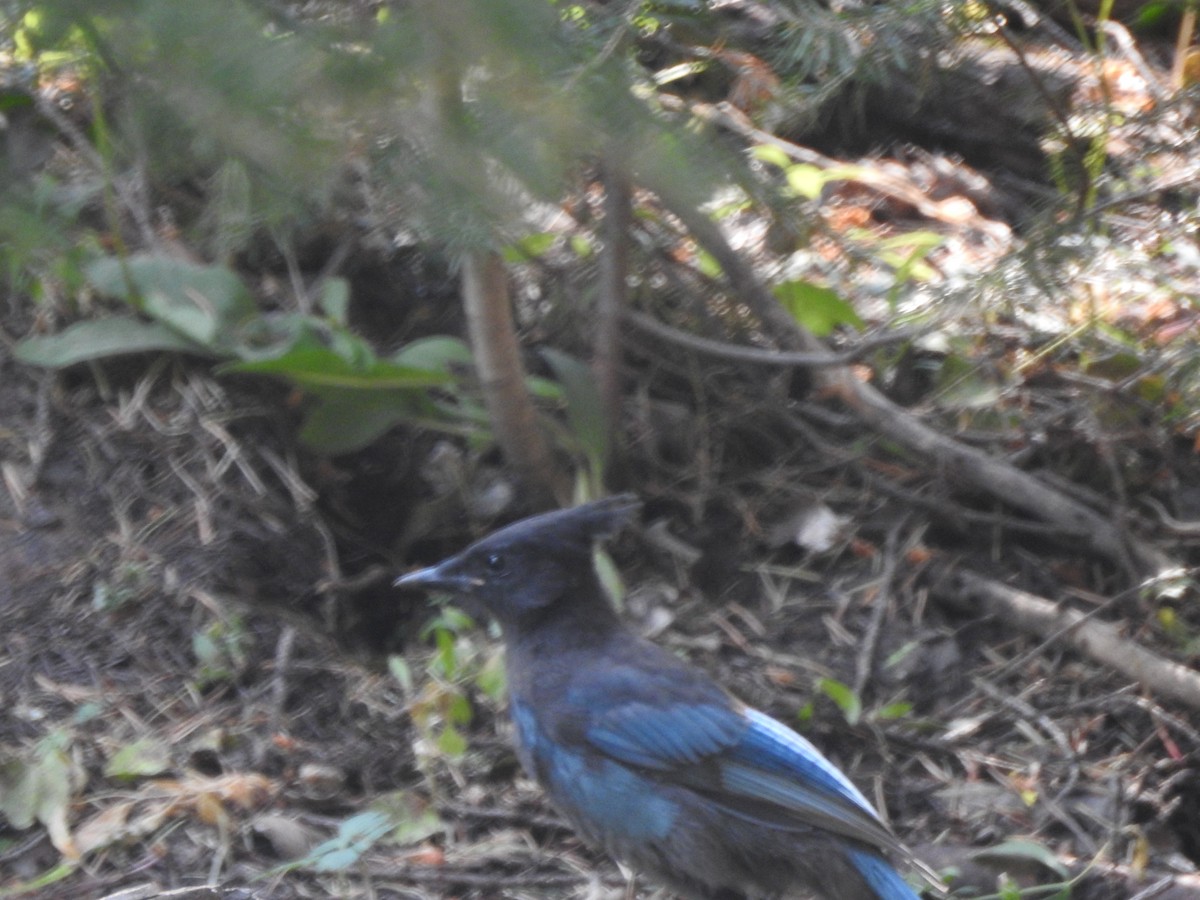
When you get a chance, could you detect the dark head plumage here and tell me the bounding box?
[394,494,641,626]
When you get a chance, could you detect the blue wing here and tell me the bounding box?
[580,674,905,858]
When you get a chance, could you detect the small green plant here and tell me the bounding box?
[796,678,912,727]
[14,252,488,454]
[395,606,507,762]
[91,561,155,612]
[192,614,250,688]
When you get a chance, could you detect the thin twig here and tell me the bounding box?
[932,566,1200,711]
[854,517,907,697]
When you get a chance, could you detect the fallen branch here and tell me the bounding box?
[929,565,1200,711]
[623,309,911,366]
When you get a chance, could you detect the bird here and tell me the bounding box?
[395,495,928,900]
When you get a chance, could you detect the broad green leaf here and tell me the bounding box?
[0,756,39,829]
[15,318,211,368]
[0,732,83,858]
[774,280,863,337]
[318,278,351,325]
[541,347,609,471]
[297,391,424,454]
[86,254,255,351]
[391,335,474,371]
[226,341,450,391]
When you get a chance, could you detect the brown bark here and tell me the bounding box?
[461,250,565,506]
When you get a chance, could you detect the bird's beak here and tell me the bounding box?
[394,559,482,594]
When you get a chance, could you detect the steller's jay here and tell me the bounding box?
[395,495,927,900]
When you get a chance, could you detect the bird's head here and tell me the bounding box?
[394,494,641,628]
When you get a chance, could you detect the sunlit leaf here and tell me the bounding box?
[874,701,913,720]
[751,144,792,170]
[774,280,863,337]
[817,677,862,726]
[501,231,558,262]
[436,725,467,757]
[785,163,827,200]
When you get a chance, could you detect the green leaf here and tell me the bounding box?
[104,738,172,780]
[883,640,919,669]
[785,163,827,200]
[593,546,625,611]
[873,701,913,721]
[297,391,424,454]
[541,346,610,472]
[817,678,862,726]
[15,318,212,368]
[569,234,594,259]
[227,341,450,391]
[751,144,792,171]
[86,254,256,351]
[0,756,38,830]
[476,651,507,700]
[388,656,414,694]
[0,731,81,856]
[774,280,863,337]
[436,725,467,757]
[501,231,558,263]
[390,335,474,371]
[446,692,473,726]
[318,278,350,324]
[695,248,722,279]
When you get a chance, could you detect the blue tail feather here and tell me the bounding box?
[847,848,922,900]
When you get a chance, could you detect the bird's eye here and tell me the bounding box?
[485,553,506,573]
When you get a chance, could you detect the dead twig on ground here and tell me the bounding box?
[930,565,1200,711]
